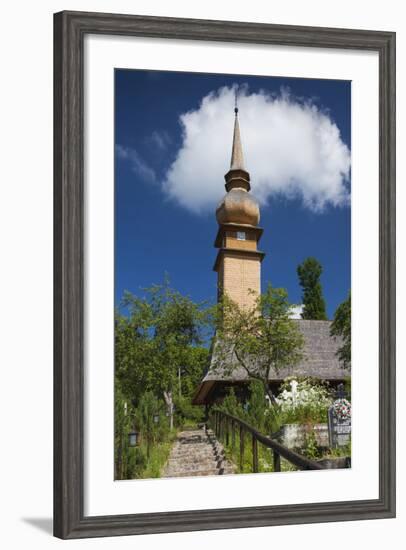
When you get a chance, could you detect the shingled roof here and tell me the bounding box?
[193,320,348,405]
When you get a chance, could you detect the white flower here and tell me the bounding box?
[276,378,333,413]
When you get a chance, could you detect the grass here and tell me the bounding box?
[219,424,299,474]
[123,428,178,480]
[321,442,351,459]
[213,416,351,474]
[143,439,175,478]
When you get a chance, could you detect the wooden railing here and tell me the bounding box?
[210,408,324,473]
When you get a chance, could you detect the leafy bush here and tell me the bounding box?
[114,384,136,479]
[246,381,268,431]
[174,395,205,426]
[302,429,322,460]
[219,387,244,417]
[275,377,333,425]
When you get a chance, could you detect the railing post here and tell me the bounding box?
[239,425,244,471]
[252,435,259,473]
[212,410,322,473]
[273,451,281,472]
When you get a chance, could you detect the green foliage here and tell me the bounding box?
[330,291,351,369]
[219,388,245,418]
[297,257,328,320]
[136,391,160,457]
[114,383,136,479]
[325,442,351,459]
[114,311,155,404]
[115,280,212,403]
[215,384,297,474]
[246,380,268,432]
[177,346,210,400]
[275,377,333,426]
[343,377,351,396]
[123,435,177,480]
[214,376,348,473]
[114,280,214,479]
[215,417,276,475]
[213,283,304,403]
[142,439,175,478]
[302,429,322,460]
[174,395,205,426]
[220,378,332,435]
[213,376,344,473]
[114,388,178,479]
[136,391,160,431]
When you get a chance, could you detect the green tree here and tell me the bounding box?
[330,291,351,369]
[219,387,245,418]
[297,257,328,320]
[246,380,268,432]
[136,391,160,458]
[115,280,212,428]
[115,310,156,404]
[114,381,132,479]
[213,283,304,404]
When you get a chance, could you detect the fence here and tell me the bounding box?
[210,408,324,473]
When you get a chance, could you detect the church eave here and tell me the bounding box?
[214,224,264,248]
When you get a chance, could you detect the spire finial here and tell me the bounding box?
[230,89,245,171]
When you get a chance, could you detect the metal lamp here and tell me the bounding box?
[128,430,139,447]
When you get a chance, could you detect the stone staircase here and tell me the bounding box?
[162,427,236,478]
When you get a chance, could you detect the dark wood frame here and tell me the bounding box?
[54,10,396,539]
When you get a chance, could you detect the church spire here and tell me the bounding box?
[224,94,251,193]
[214,93,264,312]
[230,106,245,171]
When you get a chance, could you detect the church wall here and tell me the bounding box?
[224,234,257,251]
[222,254,260,309]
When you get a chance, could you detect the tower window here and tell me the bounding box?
[236,231,246,241]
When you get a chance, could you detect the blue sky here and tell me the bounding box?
[115,69,351,319]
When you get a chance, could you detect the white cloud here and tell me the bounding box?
[289,305,304,319]
[116,144,156,183]
[149,130,172,151]
[162,86,350,214]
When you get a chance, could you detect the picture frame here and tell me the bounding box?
[54,10,396,539]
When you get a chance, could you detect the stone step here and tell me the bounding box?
[163,470,220,478]
[164,466,236,477]
[165,466,219,475]
[167,465,220,471]
[162,428,236,478]
[167,456,219,464]
[167,454,218,462]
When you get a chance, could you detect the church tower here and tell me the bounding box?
[214,105,265,309]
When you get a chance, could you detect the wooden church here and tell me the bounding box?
[193,105,347,406]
